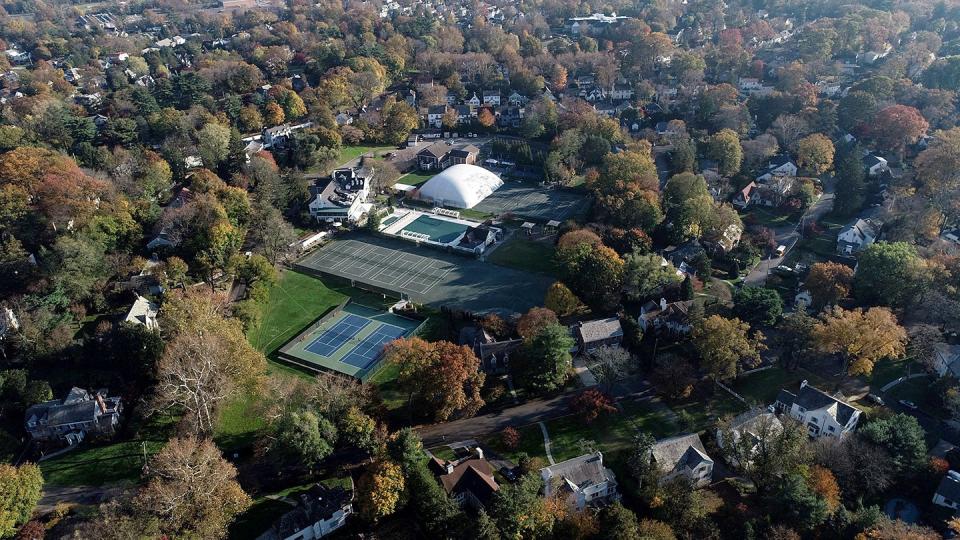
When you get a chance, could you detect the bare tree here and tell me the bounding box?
[589,345,632,392]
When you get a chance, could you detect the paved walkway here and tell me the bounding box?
[573,357,598,387]
[538,422,556,465]
[37,484,126,514]
[880,372,926,392]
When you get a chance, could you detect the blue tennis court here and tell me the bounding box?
[340,324,408,369]
[304,314,371,357]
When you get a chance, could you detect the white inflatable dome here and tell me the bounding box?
[418,164,504,209]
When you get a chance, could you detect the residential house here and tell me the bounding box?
[430,448,500,508]
[573,318,623,353]
[639,299,693,336]
[735,178,794,208]
[836,218,879,255]
[458,325,521,374]
[335,112,353,126]
[932,342,960,379]
[124,294,159,330]
[738,77,774,97]
[416,142,479,171]
[933,471,960,512]
[147,187,196,251]
[308,167,371,224]
[715,409,783,467]
[427,105,450,128]
[0,307,18,340]
[650,434,714,487]
[704,223,743,253]
[498,106,524,128]
[662,240,706,272]
[773,380,861,439]
[4,49,31,65]
[257,484,353,540]
[262,122,312,148]
[863,154,889,177]
[540,452,619,511]
[467,93,482,107]
[455,105,475,125]
[482,90,501,106]
[24,387,122,445]
[610,84,633,100]
[756,155,798,182]
[508,91,528,106]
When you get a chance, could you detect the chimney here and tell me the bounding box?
[95,393,107,414]
[660,298,667,310]
[476,447,484,460]
[445,462,455,474]
[800,380,808,389]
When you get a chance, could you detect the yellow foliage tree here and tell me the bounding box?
[811,306,907,376]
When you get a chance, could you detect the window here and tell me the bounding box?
[827,425,835,432]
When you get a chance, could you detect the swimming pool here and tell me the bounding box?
[400,215,469,243]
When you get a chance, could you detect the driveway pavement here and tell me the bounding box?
[744,175,835,285]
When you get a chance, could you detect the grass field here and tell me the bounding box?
[397,170,434,186]
[337,145,395,166]
[249,270,349,355]
[487,238,558,276]
[482,424,546,463]
[40,413,177,487]
[732,366,829,406]
[545,400,678,463]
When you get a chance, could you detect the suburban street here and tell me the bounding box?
[744,175,836,285]
[417,377,656,447]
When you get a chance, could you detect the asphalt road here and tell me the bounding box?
[744,175,835,285]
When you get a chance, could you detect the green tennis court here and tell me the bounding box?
[278,303,421,379]
[400,215,469,243]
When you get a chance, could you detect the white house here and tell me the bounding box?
[650,433,714,487]
[639,299,693,336]
[836,218,879,255]
[482,90,501,106]
[756,155,798,182]
[540,452,619,511]
[715,409,783,467]
[427,105,449,128]
[257,484,353,540]
[124,295,159,331]
[774,380,861,439]
[467,93,481,107]
[609,84,634,100]
[4,49,31,65]
[863,155,888,177]
[262,122,313,148]
[933,471,960,512]
[308,167,370,224]
[932,342,960,379]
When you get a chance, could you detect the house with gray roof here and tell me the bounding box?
[650,433,713,487]
[837,218,879,255]
[540,452,619,510]
[257,483,353,540]
[773,380,861,439]
[24,387,122,446]
[573,318,623,353]
[932,342,960,379]
[124,294,159,330]
[933,470,960,513]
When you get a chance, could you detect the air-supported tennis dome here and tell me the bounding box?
[418,164,504,209]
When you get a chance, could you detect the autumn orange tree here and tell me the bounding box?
[806,466,841,514]
[869,104,929,157]
[571,389,617,423]
[692,315,765,382]
[356,460,405,522]
[804,262,854,309]
[544,281,582,317]
[384,337,485,422]
[810,306,907,376]
[516,307,559,339]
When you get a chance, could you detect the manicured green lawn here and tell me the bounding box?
[741,207,797,228]
[546,400,678,462]
[732,366,829,407]
[248,270,349,355]
[338,145,395,166]
[397,170,434,186]
[40,414,177,487]
[428,446,457,461]
[367,360,406,413]
[482,424,546,463]
[215,391,268,451]
[665,392,746,434]
[487,238,558,276]
[870,357,921,389]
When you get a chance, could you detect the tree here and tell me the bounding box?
[406,461,464,538]
[0,463,43,539]
[707,129,743,177]
[356,460,405,522]
[861,518,940,540]
[502,427,520,449]
[854,242,927,307]
[557,229,603,251]
[811,307,907,376]
[773,473,829,531]
[637,519,677,540]
[264,102,285,125]
[718,415,811,490]
[590,345,631,391]
[805,262,854,309]
[571,389,617,423]
[273,410,337,468]
[340,406,380,455]
[545,282,582,317]
[517,307,559,340]
[491,473,554,538]
[514,323,575,392]
[651,356,696,400]
[384,338,485,421]
[692,316,764,381]
[860,414,927,474]
[796,133,835,175]
[478,108,496,129]
[589,149,663,231]
[807,465,841,513]
[661,173,714,242]
[249,202,296,264]
[732,287,783,326]
[230,253,276,287]
[622,252,681,302]
[870,105,929,156]
[151,292,266,433]
[135,437,251,539]
[557,244,625,311]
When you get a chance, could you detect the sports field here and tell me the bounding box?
[473,182,590,221]
[279,303,420,378]
[401,215,469,243]
[295,233,553,314]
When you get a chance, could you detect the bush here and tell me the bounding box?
[502,427,520,449]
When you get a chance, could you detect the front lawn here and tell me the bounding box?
[337,145,396,166]
[40,413,177,487]
[870,357,922,389]
[397,170,434,186]
[732,366,830,407]
[481,424,546,464]
[487,238,558,276]
[546,400,678,462]
[741,207,797,228]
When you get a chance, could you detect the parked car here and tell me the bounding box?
[867,394,884,405]
[776,245,786,257]
[500,467,518,482]
[899,399,918,410]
